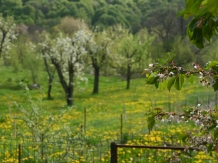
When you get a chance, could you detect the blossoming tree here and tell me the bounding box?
[40,26,89,106]
[0,15,16,60]
[144,0,218,157]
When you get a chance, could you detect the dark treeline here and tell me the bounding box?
[0,0,182,33]
[1,0,217,66]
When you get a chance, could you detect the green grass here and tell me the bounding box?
[0,66,217,162]
[0,66,216,133]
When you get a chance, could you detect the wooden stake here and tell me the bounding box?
[84,108,86,135]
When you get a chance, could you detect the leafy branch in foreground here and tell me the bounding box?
[144,0,218,160]
[179,0,218,48]
[146,105,218,154]
[143,52,218,92]
[144,52,218,157]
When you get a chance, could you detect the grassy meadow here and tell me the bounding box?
[0,66,217,162]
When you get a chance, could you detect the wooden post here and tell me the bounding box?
[110,142,118,163]
[120,114,123,143]
[41,134,44,161]
[123,106,126,121]
[84,108,86,135]
[18,144,21,163]
[8,101,12,117]
[14,114,16,137]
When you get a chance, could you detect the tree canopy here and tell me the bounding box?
[0,0,185,33]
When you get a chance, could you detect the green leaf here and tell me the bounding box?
[147,116,155,131]
[167,77,176,91]
[146,73,159,85]
[203,24,212,41]
[159,79,167,90]
[179,132,189,143]
[205,61,218,70]
[195,39,204,48]
[178,10,192,20]
[205,61,218,72]
[193,28,204,48]
[203,18,215,42]
[175,74,184,91]
[163,52,176,64]
[175,77,180,90]
[179,0,203,19]
[154,81,159,89]
[157,58,164,65]
[214,128,218,138]
[188,18,198,31]
[196,28,204,40]
[212,66,218,73]
[206,0,218,15]
[215,19,218,28]
[207,144,213,153]
[213,80,218,91]
[188,74,195,83]
[201,111,208,116]
[208,124,216,131]
[157,52,176,65]
[184,107,193,114]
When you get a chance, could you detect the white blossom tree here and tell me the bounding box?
[40,26,89,106]
[0,15,16,60]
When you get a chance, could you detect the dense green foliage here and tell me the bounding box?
[0,0,183,33]
[1,0,217,67]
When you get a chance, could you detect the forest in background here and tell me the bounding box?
[0,0,216,65]
[1,0,218,67]
[0,0,183,32]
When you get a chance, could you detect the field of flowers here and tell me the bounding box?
[0,67,217,162]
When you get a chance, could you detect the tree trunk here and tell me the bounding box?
[93,66,100,94]
[66,85,73,106]
[47,77,53,99]
[67,61,74,106]
[51,59,70,105]
[0,31,6,59]
[126,64,131,89]
[43,57,54,99]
